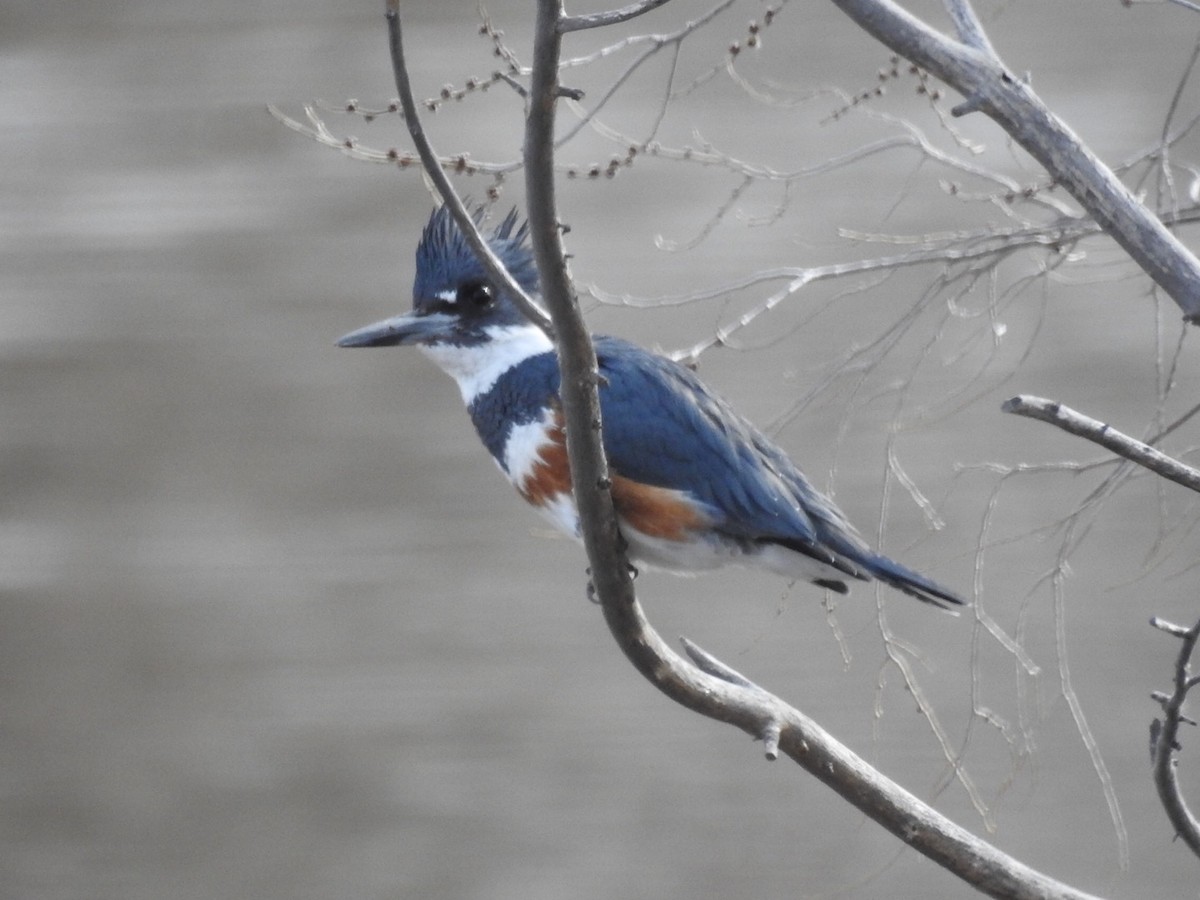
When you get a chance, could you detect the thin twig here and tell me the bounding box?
[829,0,1200,321]
[556,0,737,149]
[1158,0,1200,14]
[559,0,673,33]
[1150,616,1200,857]
[942,0,998,58]
[1002,395,1200,493]
[266,103,523,176]
[680,637,761,690]
[383,0,554,336]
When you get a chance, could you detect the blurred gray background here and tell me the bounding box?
[4,1,1200,898]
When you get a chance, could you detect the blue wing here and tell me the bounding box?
[593,338,867,571]
[593,337,963,607]
[472,336,962,607]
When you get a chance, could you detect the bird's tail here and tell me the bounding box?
[861,552,966,611]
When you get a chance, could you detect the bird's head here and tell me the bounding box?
[337,205,543,350]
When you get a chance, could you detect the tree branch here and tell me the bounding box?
[1150,616,1200,858]
[1002,395,1200,493]
[558,0,673,33]
[523,0,638,646]
[828,0,1200,322]
[383,0,555,337]
[523,3,1106,897]
[941,0,998,57]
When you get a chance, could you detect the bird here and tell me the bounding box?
[337,206,964,610]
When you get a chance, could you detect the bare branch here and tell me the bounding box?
[525,0,639,670]
[525,2,1108,896]
[559,0,673,33]
[1150,616,1200,857]
[1002,395,1200,492]
[1153,36,1200,220]
[587,218,1081,361]
[941,0,998,58]
[1154,617,1200,640]
[266,103,521,177]
[680,636,762,690]
[589,572,1108,898]
[556,0,737,149]
[828,0,1200,321]
[383,0,555,337]
[1149,0,1200,14]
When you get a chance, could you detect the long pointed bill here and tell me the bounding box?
[336,311,457,347]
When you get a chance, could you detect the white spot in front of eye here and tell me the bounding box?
[435,289,456,303]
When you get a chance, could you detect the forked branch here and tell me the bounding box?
[828,0,1200,321]
[559,0,674,33]
[1150,616,1200,858]
[383,0,554,337]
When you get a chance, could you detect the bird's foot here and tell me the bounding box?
[584,562,638,604]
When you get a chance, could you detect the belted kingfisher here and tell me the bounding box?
[338,206,964,609]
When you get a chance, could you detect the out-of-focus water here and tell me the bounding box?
[3,2,1199,898]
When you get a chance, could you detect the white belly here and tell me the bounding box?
[518,485,850,585]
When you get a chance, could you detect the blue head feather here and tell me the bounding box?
[413,205,540,328]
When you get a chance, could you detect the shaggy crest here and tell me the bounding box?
[413,205,539,314]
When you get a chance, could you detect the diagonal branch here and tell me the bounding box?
[828,0,1200,322]
[942,0,998,57]
[1002,395,1200,493]
[559,0,673,33]
[383,0,554,337]
[1150,616,1200,858]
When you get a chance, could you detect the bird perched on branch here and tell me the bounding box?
[338,206,964,609]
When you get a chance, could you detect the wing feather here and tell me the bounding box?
[594,337,830,552]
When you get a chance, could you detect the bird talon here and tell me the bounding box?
[585,570,601,604]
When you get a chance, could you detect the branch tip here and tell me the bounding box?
[1151,614,1200,856]
[1152,616,1198,639]
[679,637,757,689]
[384,1,554,338]
[496,72,528,99]
[950,93,987,117]
[558,0,673,33]
[761,721,782,760]
[1004,396,1200,492]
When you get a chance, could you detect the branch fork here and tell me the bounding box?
[1149,616,1200,856]
[681,637,782,758]
[831,0,1200,320]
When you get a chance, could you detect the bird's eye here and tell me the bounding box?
[456,280,494,309]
